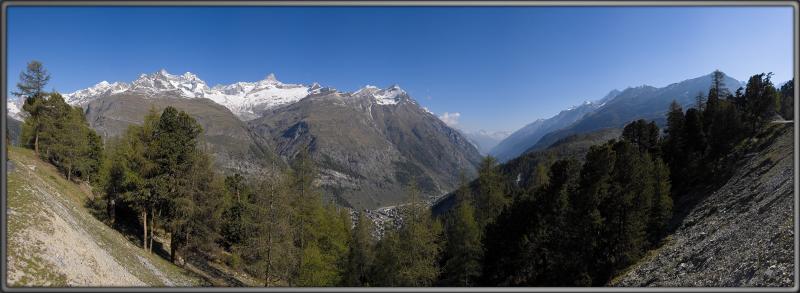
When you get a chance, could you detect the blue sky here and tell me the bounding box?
[5,6,794,133]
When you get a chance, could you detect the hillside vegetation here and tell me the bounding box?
[6,147,205,287]
[613,123,795,286]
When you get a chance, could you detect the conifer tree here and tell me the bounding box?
[14,61,51,155]
[441,176,482,286]
[343,211,375,286]
[109,109,159,249]
[778,79,794,120]
[474,156,507,228]
[239,175,296,286]
[662,101,687,192]
[647,158,672,244]
[743,73,779,131]
[373,183,442,286]
[571,144,615,284]
[622,119,660,155]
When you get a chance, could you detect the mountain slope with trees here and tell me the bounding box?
[5,60,793,288]
[613,123,794,287]
[83,94,279,175]
[6,147,205,286]
[248,87,482,209]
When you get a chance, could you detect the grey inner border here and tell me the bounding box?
[0,1,797,292]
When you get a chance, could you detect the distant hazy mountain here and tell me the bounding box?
[248,85,482,209]
[529,72,743,152]
[489,89,620,162]
[463,130,511,155]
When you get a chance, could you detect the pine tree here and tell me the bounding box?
[343,211,375,286]
[743,73,779,131]
[14,61,51,154]
[239,175,296,286]
[148,107,204,261]
[778,79,794,120]
[221,173,251,249]
[662,101,687,193]
[441,176,482,286]
[647,158,672,245]
[704,70,728,127]
[372,183,443,286]
[571,144,616,284]
[108,110,159,250]
[474,156,508,228]
[694,91,706,112]
[622,119,660,155]
[602,141,652,274]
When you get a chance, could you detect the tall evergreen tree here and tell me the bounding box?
[239,175,296,286]
[474,156,508,228]
[778,79,794,120]
[372,183,443,286]
[622,119,660,155]
[662,101,688,193]
[441,176,482,286]
[343,211,375,286]
[148,107,204,260]
[571,144,616,285]
[743,73,779,131]
[647,158,672,245]
[14,61,51,154]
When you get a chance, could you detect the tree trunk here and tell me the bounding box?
[34,132,39,155]
[67,166,71,181]
[170,233,177,263]
[142,210,148,250]
[149,210,157,253]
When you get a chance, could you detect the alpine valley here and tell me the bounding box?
[7,69,482,209]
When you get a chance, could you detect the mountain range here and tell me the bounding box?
[462,130,511,155]
[4,70,749,208]
[489,72,745,160]
[6,70,481,209]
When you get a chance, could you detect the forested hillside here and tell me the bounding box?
[613,123,794,286]
[5,60,794,287]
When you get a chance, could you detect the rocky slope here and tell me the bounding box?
[5,147,205,287]
[82,94,279,175]
[249,86,483,209]
[613,123,795,287]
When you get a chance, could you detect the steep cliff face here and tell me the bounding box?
[613,123,795,287]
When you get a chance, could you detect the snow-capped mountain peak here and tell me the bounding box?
[128,69,210,98]
[353,84,407,105]
[6,98,23,121]
[61,70,411,121]
[65,80,131,105]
